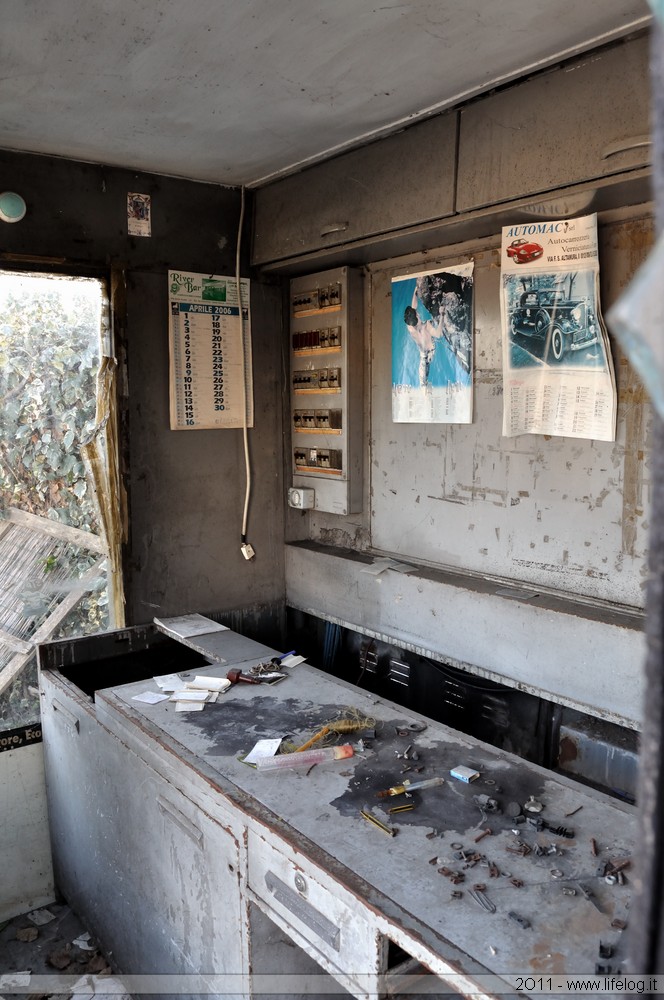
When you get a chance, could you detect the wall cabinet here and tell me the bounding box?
[251,36,650,269]
[456,34,650,212]
[252,113,457,265]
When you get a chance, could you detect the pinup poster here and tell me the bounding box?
[500,213,616,441]
[391,262,474,423]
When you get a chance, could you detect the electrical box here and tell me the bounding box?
[289,266,363,515]
[287,486,315,510]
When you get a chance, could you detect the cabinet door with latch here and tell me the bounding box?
[102,740,245,988]
[457,34,650,212]
[252,113,457,265]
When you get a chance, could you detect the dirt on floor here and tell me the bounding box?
[0,901,122,999]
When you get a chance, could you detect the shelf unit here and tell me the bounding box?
[289,266,363,514]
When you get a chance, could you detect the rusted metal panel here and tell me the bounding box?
[285,541,645,728]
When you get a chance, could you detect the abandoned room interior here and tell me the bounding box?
[3,0,664,995]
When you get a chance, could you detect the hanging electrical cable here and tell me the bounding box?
[235,186,255,561]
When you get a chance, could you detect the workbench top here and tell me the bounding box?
[95,628,635,985]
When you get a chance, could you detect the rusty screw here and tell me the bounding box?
[474,828,492,843]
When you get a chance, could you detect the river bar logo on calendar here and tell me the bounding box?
[170,272,201,296]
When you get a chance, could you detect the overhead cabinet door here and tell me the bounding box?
[252,112,457,265]
[456,34,651,212]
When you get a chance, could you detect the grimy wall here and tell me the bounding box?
[0,150,284,640]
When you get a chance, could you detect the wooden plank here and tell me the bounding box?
[4,508,106,554]
[0,559,105,696]
[0,627,32,655]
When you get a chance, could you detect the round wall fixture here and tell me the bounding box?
[0,192,27,223]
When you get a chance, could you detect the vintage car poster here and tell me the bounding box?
[501,213,616,441]
[392,262,474,423]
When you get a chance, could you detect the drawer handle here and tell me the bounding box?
[602,135,651,159]
[157,796,204,848]
[264,871,340,951]
[52,699,80,735]
[320,222,348,237]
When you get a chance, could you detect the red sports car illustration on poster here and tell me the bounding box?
[506,238,544,264]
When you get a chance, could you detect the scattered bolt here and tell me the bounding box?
[474,828,492,843]
[590,838,598,857]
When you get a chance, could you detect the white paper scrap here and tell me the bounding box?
[169,689,208,702]
[132,691,170,705]
[175,701,205,713]
[0,972,32,989]
[244,738,284,765]
[186,675,231,693]
[153,673,183,691]
[280,654,306,668]
[26,908,56,926]
[360,557,410,577]
[72,932,96,952]
[154,614,230,638]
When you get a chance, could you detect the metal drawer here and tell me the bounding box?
[457,34,651,212]
[247,830,378,992]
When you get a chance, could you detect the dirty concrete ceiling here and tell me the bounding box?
[0,0,651,188]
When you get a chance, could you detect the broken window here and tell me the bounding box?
[0,271,124,729]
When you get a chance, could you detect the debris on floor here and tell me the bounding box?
[0,900,116,991]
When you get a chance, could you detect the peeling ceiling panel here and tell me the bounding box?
[0,0,651,185]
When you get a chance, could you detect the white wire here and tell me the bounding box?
[235,185,251,543]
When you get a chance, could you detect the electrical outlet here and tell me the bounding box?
[288,487,315,509]
[241,543,255,560]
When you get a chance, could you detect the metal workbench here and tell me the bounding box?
[40,626,635,998]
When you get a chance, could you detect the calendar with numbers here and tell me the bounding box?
[168,270,253,430]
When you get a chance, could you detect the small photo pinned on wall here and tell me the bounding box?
[127,192,152,237]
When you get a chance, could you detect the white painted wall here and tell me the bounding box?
[0,743,55,921]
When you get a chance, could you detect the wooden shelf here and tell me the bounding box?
[293,427,342,435]
[292,304,341,318]
[293,346,341,356]
[293,387,341,395]
[293,465,344,476]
